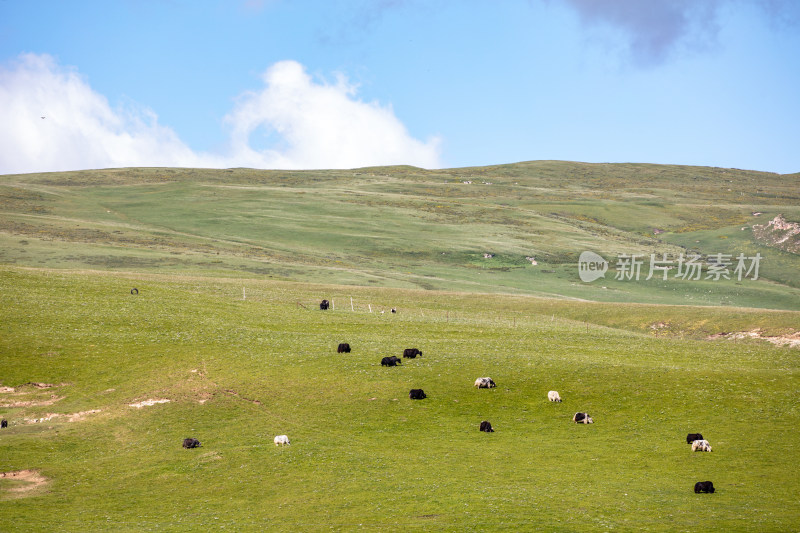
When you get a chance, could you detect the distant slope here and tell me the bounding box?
[1,161,798,310]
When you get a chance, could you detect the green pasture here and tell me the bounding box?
[1,268,799,531]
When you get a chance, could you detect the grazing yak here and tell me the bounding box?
[381,356,401,367]
[337,343,351,353]
[319,299,330,310]
[694,481,715,493]
[474,377,496,389]
[403,348,422,358]
[686,433,704,444]
[548,391,562,402]
[573,412,593,424]
[691,439,712,452]
[1,419,7,428]
[409,389,427,400]
[479,421,494,432]
[182,438,201,449]
[274,435,290,446]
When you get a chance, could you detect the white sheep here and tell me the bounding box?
[548,390,562,402]
[474,377,496,388]
[691,439,712,452]
[274,435,290,446]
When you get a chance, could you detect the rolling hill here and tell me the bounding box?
[1,161,799,310]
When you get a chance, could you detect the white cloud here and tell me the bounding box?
[0,54,203,174]
[0,54,441,174]
[224,60,441,169]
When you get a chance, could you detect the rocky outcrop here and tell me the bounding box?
[753,214,800,254]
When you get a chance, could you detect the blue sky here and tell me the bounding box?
[1,0,799,174]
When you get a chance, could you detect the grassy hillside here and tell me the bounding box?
[1,162,798,310]
[1,267,799,531]
[1,161,798,530]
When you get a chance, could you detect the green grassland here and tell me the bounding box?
[1,161,799,530]
[1,268,799,531]
[1,162,798,309]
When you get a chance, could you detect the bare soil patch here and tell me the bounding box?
[128,398,170,408]
[708,329,800,348]
[0,394,64,408]
[196,392,215,404]
[0,382,69,407]
[24,410,102,424]
[0,470,49,499]
[26,382,58,389]
[223,389,261,405]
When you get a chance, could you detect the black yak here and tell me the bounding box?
[572,412,593,424]
[182,438,201,449]
[694,481,715,493]
[686,433,704,444]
